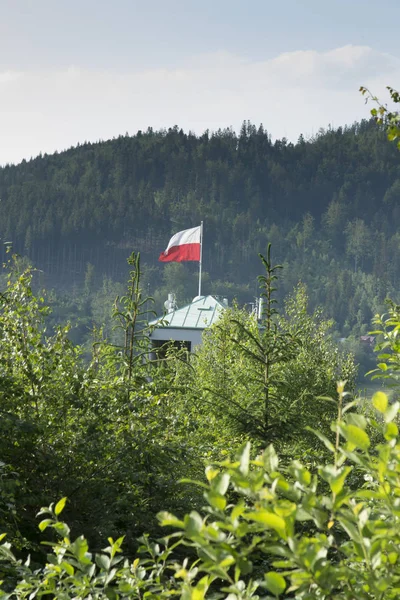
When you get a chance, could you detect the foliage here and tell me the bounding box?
[106,251,156,382]
[194,251,356,450]
[368,300,400,386]
[361,86,400,149]
[277,284,356,436]
[0,255,221,558]
[1,103,400,597]
[3,384,400,598]
[0,255,87,548]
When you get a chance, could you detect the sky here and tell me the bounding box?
[1,0,400,165]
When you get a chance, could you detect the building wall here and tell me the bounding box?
[149,327,203,352]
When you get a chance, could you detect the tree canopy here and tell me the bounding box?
[0,119,399,340]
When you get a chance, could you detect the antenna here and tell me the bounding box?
[164,293,177,313]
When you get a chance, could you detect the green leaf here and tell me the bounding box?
[157,511,184,528]
[372,391,388,413]
[306,427,335,452]
[321,465,352,495]
[385,401,400,423]
[191,575,209,600]
[71,536,90,561]
[53,521,70,537]
[184,511,203,536]
[55,497,67,516]
[385,422,398,440]
[205,466,219,482]
[39,519,53,532]
[263,444,279,473]
[338,516,362,544]
[237,557,253,574]
[204,490,227,511]
[265,571,286,596]
[346,413,367,430]
[105,587,117,600]
[238,442,250,476]
[60,561,74,576]
[342,398,362,414]
[246,510,286,537]
[96,553,111,571]
[212,472,230,495]
[290,461,311,486]
[231,501,245,522]
[341,424,370,451]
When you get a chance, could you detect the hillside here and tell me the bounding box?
[1,119,399,337]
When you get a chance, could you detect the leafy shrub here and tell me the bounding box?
[2,384,400,599]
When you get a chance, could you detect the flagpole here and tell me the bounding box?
[198,221,203,297]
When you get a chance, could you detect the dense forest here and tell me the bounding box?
[0,118,399,351]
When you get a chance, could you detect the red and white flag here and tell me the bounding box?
[159,225,201,262]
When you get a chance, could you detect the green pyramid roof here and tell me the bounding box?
[149,295,226,330]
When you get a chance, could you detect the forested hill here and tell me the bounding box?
[1,119,400,335]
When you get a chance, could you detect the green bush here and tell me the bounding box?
[2,384,400,599]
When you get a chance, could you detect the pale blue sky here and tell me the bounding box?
[1,0,399,164]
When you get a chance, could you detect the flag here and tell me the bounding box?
[159,225,201,262]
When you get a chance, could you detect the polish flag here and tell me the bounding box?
[159,226,201,262]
